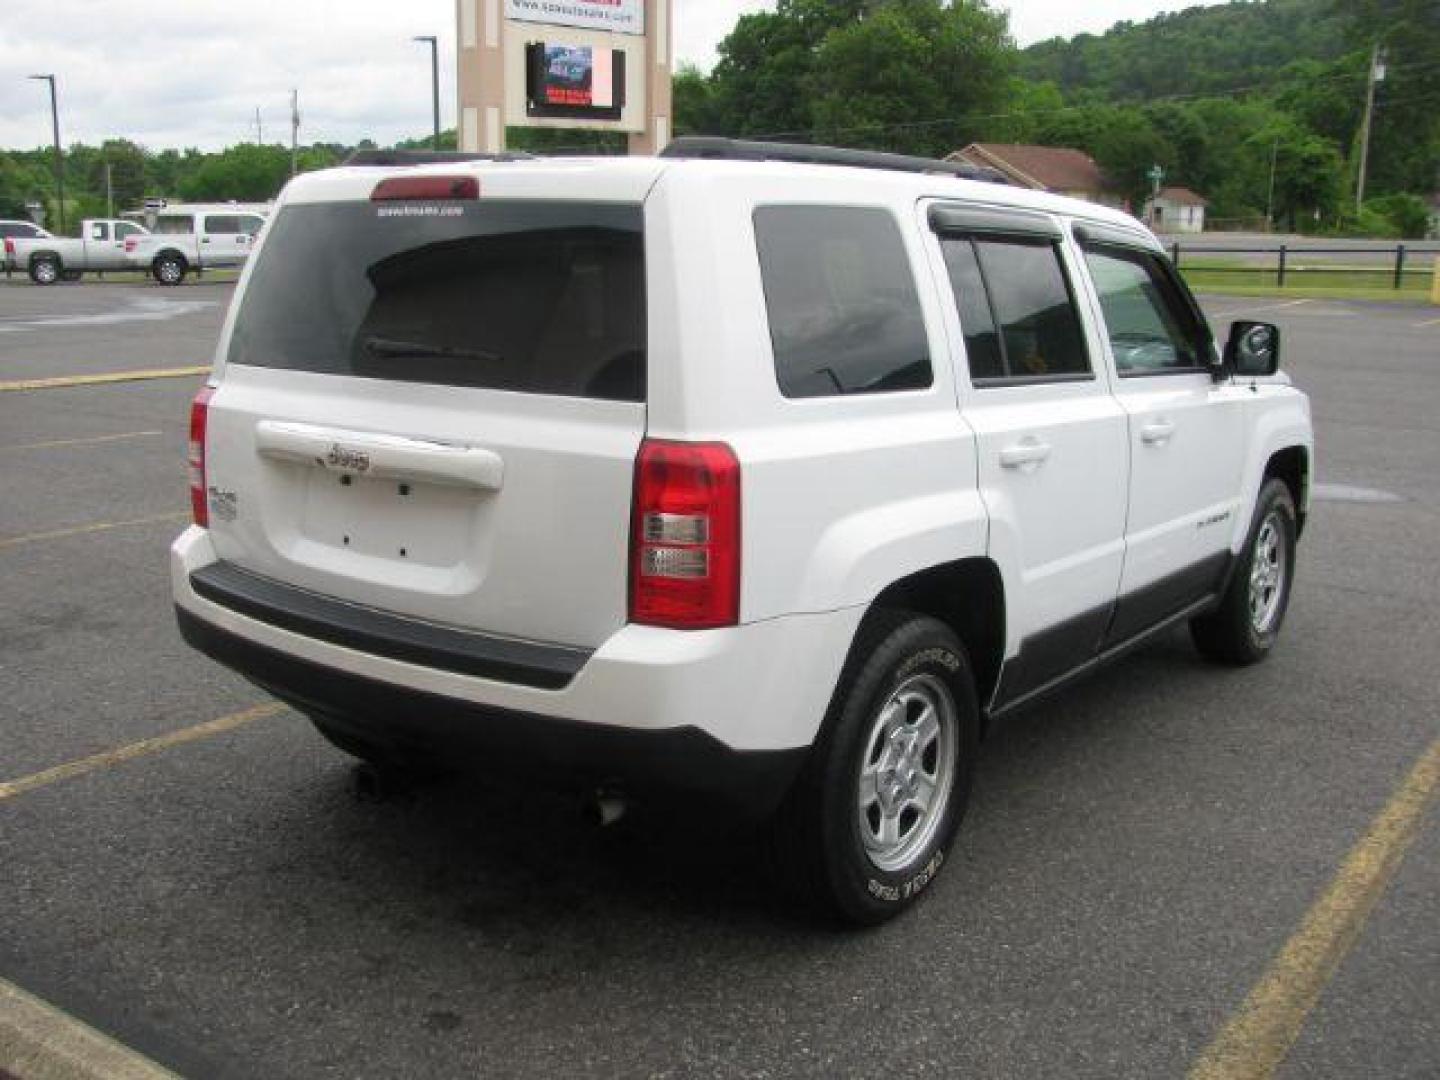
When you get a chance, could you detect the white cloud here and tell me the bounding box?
[1,0,1227,151]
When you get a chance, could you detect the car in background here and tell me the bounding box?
[9,219,151,284]
[124,204,269,285]
[2,219,52,273]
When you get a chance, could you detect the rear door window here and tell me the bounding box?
[754,205,932,398]
[228,200,646,402]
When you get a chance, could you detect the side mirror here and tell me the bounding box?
[1225,321,1281,377]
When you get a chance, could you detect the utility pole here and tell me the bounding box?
[1356,41,1386,213]
[290,89,300,178]
[255,106,264,145]
[105,161,114,219]
[414,36,441,149]
[27,74,65,234]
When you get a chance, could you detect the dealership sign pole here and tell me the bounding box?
[456,0,672,154]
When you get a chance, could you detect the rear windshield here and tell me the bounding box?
[228,200,646,402]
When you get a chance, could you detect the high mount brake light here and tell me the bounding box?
[630,440,742,630]
[370,176,480,202]
[188,386,216,527]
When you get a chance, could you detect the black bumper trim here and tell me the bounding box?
[189,561,592,690]
[176,607,807,817]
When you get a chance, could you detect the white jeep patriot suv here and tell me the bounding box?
[172,140,1313,924]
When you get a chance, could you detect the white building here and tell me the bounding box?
[1146,186,1208,234]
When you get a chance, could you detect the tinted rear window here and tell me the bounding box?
[228,200,645,402]
[754,206,932,398]
[153,216,194,234]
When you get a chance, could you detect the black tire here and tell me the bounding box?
[152,253,186,285]
[768,611,979,926]
[1190,478,1298,665]
[28,256,60,285]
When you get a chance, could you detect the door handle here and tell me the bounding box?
[201,237,212,244]
[999,438,1052,470]
[1141,420,1176,445]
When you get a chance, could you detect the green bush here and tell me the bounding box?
[1364,194,1431,240]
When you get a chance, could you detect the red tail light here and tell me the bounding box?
[630,440,741,630]
[188,386,216,527]
[370,176,479,201]
[3,238,13,255]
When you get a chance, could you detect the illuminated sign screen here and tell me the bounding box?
[525,43,626,121]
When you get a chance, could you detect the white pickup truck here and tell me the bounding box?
[10,219,150,284]
[123,204,269,285]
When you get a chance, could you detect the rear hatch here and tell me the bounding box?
[203,166,653,650]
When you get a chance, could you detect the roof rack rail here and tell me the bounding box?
[659,137,1009,185]
[343,149,538,167]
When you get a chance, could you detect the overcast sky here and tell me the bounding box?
[0,0,1224,152]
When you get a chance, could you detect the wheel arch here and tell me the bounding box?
[864,557,1006,728]
[153,248,188,268]
[1264,444,1310,537]
[28,249,62,269]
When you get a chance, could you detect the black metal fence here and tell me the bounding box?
[1169,243,1435,291]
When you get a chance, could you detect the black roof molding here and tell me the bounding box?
[660,137,1010,184]
[343,149,538,166]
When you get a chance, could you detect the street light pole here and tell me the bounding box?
[28,74,64,234]
[413,35,440,149]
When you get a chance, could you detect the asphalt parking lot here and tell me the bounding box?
[2,279,1437,1078]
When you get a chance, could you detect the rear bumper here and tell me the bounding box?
[171,527,865,807]
[177,607,804,815]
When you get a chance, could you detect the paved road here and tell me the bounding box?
[0,277,231,382]
[1,286,1436,1078]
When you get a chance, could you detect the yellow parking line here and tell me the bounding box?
[0,366,208,392]
[1189,736,1440,1080]
[0,430,162,453]
[0,976,180,1080]
[0,511,189,551]
[0,703,287,803]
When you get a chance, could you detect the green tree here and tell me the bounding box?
[808,0,1014,156]
[177,143,291,202]
[672,64,718,136]
[87,139,147,212]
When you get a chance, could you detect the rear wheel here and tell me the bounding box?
[152,253,186,285]
[769,611,979,925]
[1190,478,1298,664]
[29,256,59,285]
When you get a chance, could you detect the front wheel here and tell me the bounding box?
[1190,478,1298,664]
[769,612,979,925]
[152,253,186,285]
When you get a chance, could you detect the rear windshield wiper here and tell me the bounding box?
[362,336,503,364]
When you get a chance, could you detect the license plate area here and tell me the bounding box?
[299,470,477,568]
